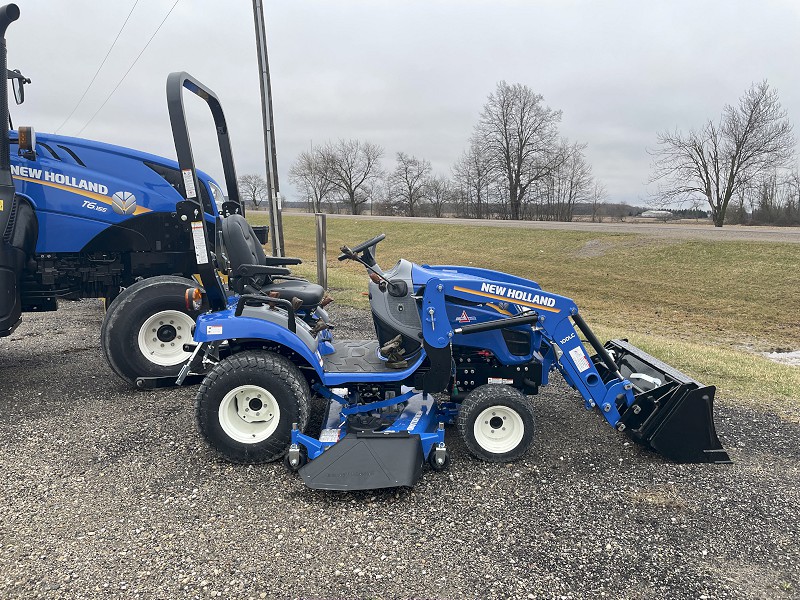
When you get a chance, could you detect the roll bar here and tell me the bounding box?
[165,71,239,312]
[165,71,242,215]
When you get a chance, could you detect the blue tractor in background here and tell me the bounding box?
[0,4,270,384]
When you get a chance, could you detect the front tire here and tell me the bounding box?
[457,384,535,463]
[101,276,199,384]
[195,351,310,464]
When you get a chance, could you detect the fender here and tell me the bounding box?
[195,308,324,378]
[194,307,429,387]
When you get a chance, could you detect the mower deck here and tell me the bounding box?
[299,432,425,491]
[291,389,455,491]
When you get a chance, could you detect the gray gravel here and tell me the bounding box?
[1,300,798,600]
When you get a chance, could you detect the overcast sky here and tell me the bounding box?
[8,0,800,205]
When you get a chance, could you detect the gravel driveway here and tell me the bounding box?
[1,300,798,600]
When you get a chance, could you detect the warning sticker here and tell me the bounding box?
[569,346,592,373]
[488,377,514,385]
[206,325,223,335]
[191,221,209,265]
[182,169,197,199]
[320,429,341,443]
[407,410,424,432]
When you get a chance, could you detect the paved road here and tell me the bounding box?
[284,212,800,243]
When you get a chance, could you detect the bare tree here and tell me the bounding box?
[452,136,492,219]
[477,81,562,220]
[288,147,332,213]
[784,169,800,224]
[237,174,268,209]
[427,174,451,218]
[727,185,749,225]
[531,141,593,221]
[748,169,800,225]
[322,139,384,215]
[688,196,706,223]
[650,81,795,227]
[590,181,607,223]
[389,152,431,217]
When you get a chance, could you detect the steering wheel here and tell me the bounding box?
[338,233,385,261]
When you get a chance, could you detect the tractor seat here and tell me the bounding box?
[263,280,325,309]
[221,214,325,308]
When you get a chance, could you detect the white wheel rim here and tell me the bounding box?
[137,310,195,367]
[218,385,280,444]
[473,405,525,454]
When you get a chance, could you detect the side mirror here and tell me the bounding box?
[12,76,23,104]
[8,69,29,105]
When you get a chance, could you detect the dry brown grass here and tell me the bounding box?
[250,214,800,414]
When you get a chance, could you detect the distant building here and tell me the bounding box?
[640,210,674,218]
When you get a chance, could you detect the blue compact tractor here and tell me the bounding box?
[147,71,730,492]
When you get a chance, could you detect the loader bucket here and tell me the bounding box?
[602,339,731,464]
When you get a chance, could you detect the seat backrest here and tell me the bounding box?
[220,214,266,271]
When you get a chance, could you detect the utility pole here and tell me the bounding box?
[252,0,284,256]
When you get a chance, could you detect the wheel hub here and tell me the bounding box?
[473,405,525,454]
[156,324,177,343]
[220,385,280,444]
[137,309,195,367]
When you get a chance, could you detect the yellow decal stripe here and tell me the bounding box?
[13,175,151,215]
[453,285,561,313]
[486,303,513,317]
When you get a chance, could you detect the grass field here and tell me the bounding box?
[250,214,800,418]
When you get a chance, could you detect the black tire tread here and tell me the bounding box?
[100,275,198,383]
[195,350,310,464]
[457,384,535,463]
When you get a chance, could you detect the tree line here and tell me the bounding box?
[279,81,604,221]
[239,79,798,227]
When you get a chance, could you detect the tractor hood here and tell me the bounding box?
[8,130,224,253]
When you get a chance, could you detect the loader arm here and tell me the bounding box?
[427,278,635,426]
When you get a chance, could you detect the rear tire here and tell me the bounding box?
[101,276,199,384]
[195,351,310,464]
[457,384,535,463]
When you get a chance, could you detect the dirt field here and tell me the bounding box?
[1,301,798,600]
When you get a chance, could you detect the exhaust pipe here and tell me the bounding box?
[0,3,20,197]
[0,4,19,177]
[0,4,21,336]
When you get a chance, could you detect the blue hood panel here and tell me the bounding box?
[9,131,221,253]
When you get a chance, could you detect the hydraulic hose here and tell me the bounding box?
[572,313,623,380]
